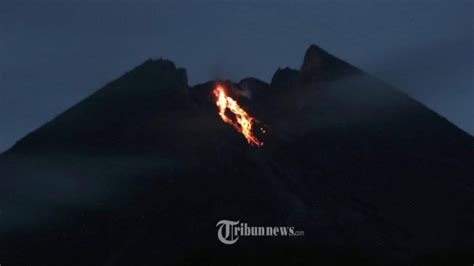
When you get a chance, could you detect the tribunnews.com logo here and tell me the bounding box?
[216,220,305,245]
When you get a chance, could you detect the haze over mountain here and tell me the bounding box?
[0,45,473,266]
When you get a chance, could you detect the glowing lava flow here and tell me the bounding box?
[213,84,265,147]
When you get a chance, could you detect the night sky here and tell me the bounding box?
[1,0,472,152]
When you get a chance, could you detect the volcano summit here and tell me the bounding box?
[0,45,473,266]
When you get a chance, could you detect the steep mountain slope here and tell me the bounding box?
[0,45,473,266]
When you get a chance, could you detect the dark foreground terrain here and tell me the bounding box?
[0,45,473,265]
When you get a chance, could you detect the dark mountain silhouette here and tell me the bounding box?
[0,45,473,266]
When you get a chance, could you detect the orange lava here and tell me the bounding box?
[213,84,265,147]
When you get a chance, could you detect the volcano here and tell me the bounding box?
[0,45,473,266]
